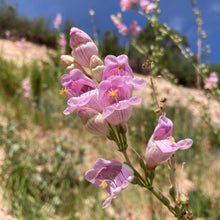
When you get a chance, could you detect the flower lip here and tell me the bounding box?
[102,55,133,80]
[85,159,134,208]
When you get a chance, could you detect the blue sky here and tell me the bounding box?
[6,0,220,63]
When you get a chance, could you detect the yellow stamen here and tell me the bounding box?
[118,64,122,72]
[60,88,68,95]
[169,136,175,143]
[108,89,118,98]
[99,179,108,189]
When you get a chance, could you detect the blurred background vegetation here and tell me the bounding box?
[0,0,220,219]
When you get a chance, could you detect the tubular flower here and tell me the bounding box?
[145,116,193,170]
[85,159,134,208]
[61,69,101,115]
[140,0,149,10]
[120,0,138,11]
[129,21,142,36]
[102,55,133,80]
[98,76,146,125]
[117,23,128,36]
[78,107,110,136]
[53,13,62,29]
[204,72,218,89]
[146,3,155,13]
[69,27,99,67]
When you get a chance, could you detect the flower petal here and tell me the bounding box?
[177,138,193,150]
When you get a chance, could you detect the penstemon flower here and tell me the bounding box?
[98,76,146,125]
[117,23,128,36]
[102,55,133,80]
[69,27,99,67]
[129,21,142,36]
[203,72,218,89]
[145,116,193,170]
[61,69,102,115]
[85,159,134,208]
[120,0,138,11]
[78,107,110,136]
[53,13,62,29]
[140,0,149,10]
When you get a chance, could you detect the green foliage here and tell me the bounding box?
[0,0,57,47]
[0,120,87,219]
[99,30,125,58]
[132,24,196,86]
[188,189,220,219]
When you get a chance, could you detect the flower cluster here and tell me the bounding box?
[110,14,141,36]
[120,0,155,13]
[60,27,146,135]
[60,27,193,210]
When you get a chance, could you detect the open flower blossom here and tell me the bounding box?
[61,69,101,115]
[69,27,99,67]
[145,116,193,170]
[102,55,133,80]
[98,76,146,125]
[53,13,62,29]
[85,159,134,208]
[120,0,138,11]
[129,21,142,35]
[22,77,31,98]
[204,72,218,89]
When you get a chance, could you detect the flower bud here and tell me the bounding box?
[89,55,104,82]
[180,193,187,205]
[65,62,84,74]
[60,55,74,68]
[78,107,110,136]
[69,27,99,67]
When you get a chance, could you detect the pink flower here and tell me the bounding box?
[117,23,128,36]
[53,13,62,29]
[204,72,218,89]
[85,159,134,208]
[140,0,149,10]
[146,3,155,13]
[129,21,142,35]
[145,116,193,170]
[22,77,31,98]
[59,33,67,54]
[102,55,133,80]
[78,107,110,136]
[98,76,146,125]
[69,27,99,67]
[120,0,138,11]
[61,69,101,115]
